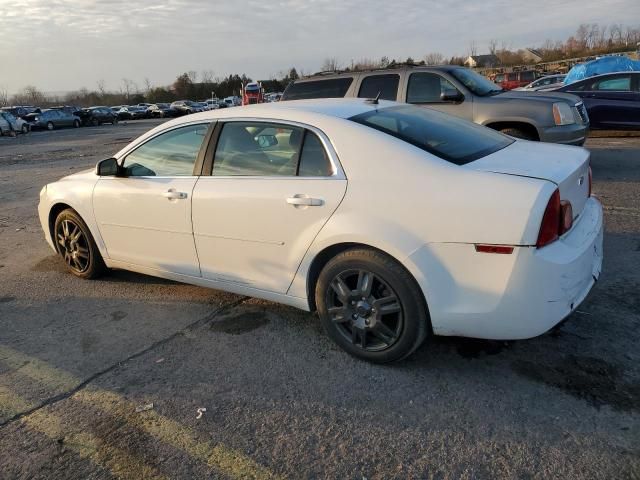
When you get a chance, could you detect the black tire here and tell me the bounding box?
[73,120,80,128]
[499,127,535,140]
[54,209,106,279]
[316,248,429,363]
[46,121,54,131]
[112,117,118,125]
[21,124,29,134]
[91,118,99,127]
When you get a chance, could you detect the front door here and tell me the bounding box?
[93,122,211,276]
[583,74,640,129]
[192,120,347,293]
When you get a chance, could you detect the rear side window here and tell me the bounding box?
[592,76,631,91]
[350,105,513,165]
[282,78,353,100]
[298,132,333,176]
[357,74,399,101]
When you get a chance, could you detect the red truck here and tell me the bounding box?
[493,70,538,90]
[242,82,264,105]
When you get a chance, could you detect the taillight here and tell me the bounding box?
[536,189,561,248]
[537,189,574,248]
[588,166,592,197]
[559,200,573,235]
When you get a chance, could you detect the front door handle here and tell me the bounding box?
[286,194,324,207]
[162,189,188,200]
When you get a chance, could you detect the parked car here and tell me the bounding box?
[117,106,148,120]
[147,103,176,118]
[170,100,204,115]
[2,105,41,120]
[77,107,118,126]
[282,66,589,144]
[514,74,566,92]
[493,70,538,90]
[205,99,220,110]
[38,99,602,363]
[551,72,640,130]
[0,111,30,135]
[25,109,81,130]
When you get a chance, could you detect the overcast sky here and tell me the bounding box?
[2,0,639,95]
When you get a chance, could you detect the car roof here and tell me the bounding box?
[294,65,460,82]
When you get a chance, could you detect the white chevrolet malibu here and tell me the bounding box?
[38,99,603,363]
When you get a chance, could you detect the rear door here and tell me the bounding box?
[192,120,347,293]
[404,71,473,120]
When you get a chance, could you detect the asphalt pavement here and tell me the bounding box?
[0,121,638,479]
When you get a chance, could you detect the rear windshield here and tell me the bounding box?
[282,78,353,100]
[349,105,513,165]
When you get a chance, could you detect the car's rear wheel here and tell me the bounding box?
[54,209,106,279]
[500,127,535,140]
[73,120,80,128]
[316,248,429,363]
[46,121,54,131]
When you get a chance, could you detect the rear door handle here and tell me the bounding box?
[286,194,324,207]
[162,189,188,200]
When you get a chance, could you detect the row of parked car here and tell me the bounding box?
[0,98,245,135]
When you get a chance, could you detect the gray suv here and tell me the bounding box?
[282,66,589,145]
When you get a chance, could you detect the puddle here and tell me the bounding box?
[0,296,16,303]
[210,310,270,335]
[110,311,127,322]
[31,256,67,273]
[512,355,640,412]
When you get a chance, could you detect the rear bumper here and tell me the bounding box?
[539,123,589,146]
[408,196,603,340]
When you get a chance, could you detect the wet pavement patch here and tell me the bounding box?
[110,311,127,322]
[210,310,270,335]
[0,296,16,303]
[512,355,640,412]
[32,256,67,274]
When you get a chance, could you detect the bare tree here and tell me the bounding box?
[200,70,214,84]
[468,40,477,57]
[321,57,340,72]
[0,86,8,107]
[121,78,137,103]
[97,79,106,100]
[423,52,444,65]
[187,71,198,83]
[488,39,498,55]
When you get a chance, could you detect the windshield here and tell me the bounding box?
[349,105,513,165]
[449,68,503,96]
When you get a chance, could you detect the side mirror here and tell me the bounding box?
[440,89,464,102]
[96,157,123,177]
[256,134,278,148]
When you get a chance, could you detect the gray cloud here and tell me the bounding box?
[1,0,638,94]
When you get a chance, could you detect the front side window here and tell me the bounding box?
[450,68,503,96]
[213,122,304,176]
[123,124,209,176]
[592,76,631,91]
[407,73,458,103]
[350,105,513,165]
[282,78,353,101]
[358,74,399,101]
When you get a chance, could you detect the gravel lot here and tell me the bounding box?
[0,121,639,479]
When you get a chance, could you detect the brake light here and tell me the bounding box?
[588,166,592,197]
[536,189,561,248]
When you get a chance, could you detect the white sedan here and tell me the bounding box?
[38,99,603,363]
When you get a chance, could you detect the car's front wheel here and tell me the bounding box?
[21,124,29,134]
[46,121,54,131]
[54,209,106,279]
[499,127,535,140]
[316,248,429,363]
[73,120,80,128]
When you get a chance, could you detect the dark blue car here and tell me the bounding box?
[554,72,640,130]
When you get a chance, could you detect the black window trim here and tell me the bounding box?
[282,77,354,101]
[203,118,345,179]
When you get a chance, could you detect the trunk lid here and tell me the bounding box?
[466,140,591,218]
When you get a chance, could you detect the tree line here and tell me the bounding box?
[1,23,638,108]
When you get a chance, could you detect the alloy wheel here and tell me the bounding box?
[325,269,404,352]
[56,219,90,273]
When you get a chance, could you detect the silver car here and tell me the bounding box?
[514,74,566,92]
[0,111,30,135]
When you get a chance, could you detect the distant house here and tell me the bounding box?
[522,48,544,63]
[464,54,500,68]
